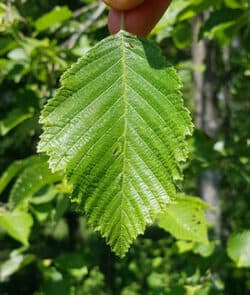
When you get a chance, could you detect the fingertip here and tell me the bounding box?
[108,0,171,37]
[104,0,144,11]
[108,9,150,37]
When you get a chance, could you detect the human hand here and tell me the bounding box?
[104,0,172,36]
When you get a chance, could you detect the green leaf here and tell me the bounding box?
[34,6,72,32]
[0,36,17,55]
[158,195,209,243]
[0,155,63,208]
[30,203,53,222]
[176,240,195,254]
[0,156,43,195]
[0,107,34,136]
[52,194,70,223]
[30,187,57,205]
[9,156,63,209]
[227,230,250,267]
[225,0,248,9]
[54,252,87,279]
[38,31,193,257]
[7,48,27,61]
[173,22,192,49]
[193,241,215,257]
[176,0,215,21]
[199,9,242,44]
[0,210,33,245]
[150,0,190,36]
[0,253,35,282]
[39,265,71,295]
[175,240,215,257]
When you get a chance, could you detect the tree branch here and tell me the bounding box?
[63,2,106,49]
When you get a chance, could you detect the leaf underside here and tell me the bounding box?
[38,31,193,257]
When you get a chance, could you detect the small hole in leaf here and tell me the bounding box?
[112,143,122,156]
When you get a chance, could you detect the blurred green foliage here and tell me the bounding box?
[0,0,249,294]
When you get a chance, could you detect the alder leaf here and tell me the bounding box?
[38,31,193,257]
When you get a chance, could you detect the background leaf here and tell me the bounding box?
[173,22,192,49]
[9,156,63,209]
[0,210,33,245]
[158,195,209,243]
[0,253,35,282]
[0,155,63,209]
[227,230,250,267]
[0,107,34,136]
[34,6,72,32]
[0,156,44,195]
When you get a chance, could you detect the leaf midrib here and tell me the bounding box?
[118,31,129,253]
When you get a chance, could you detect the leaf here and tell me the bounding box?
[175,240,215,257]
[9,156,63,209]
[52,194,70,223]
[176,0,215,21]
[54,252,87,279]
[30,203,53,222]
[7,48,27,61]
[0,210,33,245]
[0,107,34,136]
[34,6,72,32]
[227,230,250,267]
[0,36,17,55]
[0,155,43,195]
[199,9,242,44]
[30,187,57,205]
[39,265,71,295]
[150,0,190,37]
[176,240,195,254]
[193,241,215,257]
[173,22,192,49]
[0,155,63,208]
[158,195,209,243]
[38,31,193,257]
[225,0,248,9]
[0,253,35,282]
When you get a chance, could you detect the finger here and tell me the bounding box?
[104,0,144,11]
[108,0,171,36]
